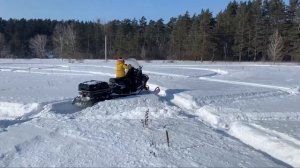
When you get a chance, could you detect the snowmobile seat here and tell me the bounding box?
[79,80,110,91]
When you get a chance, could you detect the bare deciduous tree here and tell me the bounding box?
[140,46,146,60]
[29,34,47,58]
[52,24,65,58]
[64,24,77,57]
[52,24,77,59]
[268,29,284,63]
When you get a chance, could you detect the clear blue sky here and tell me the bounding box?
[0,0,290,22]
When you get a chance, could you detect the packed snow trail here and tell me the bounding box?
[0,94,286,167]
[149,83,300,167]
[145,64,300,167]
[199,77,299,94]
[0,59,299,167]
[2,63,297,94]
[92,64,298,94]
[229,122,300,167]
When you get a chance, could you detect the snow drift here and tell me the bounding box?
[0,102,41,120]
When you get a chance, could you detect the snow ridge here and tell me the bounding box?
[229,122,300,167]
[143,71,188,78]
[151,84,300,167]
[0,102,42,120]
[199,77,299,94]
[161,66,228,75]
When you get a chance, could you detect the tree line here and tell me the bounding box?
[0,0,299,62]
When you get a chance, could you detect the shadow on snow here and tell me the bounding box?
[0,118,33,129]
[50,100,82,114]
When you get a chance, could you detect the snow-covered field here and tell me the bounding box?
[0,59,299,167]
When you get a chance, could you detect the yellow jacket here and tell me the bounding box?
[116,60,129,78]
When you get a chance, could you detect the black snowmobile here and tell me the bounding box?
[72,62,149,107]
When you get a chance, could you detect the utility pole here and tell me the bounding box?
[105,35,107,62]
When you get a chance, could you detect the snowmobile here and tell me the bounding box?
[72,60,150,107]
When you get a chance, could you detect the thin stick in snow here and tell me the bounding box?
[144,109,149,128]
[141,119,144,128]
[166,130,170,147]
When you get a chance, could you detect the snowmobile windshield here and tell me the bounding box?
[125,58,141,69]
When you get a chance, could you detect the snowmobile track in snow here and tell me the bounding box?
[196,90,289,106]
[0,98,83,131]
[1,61,299,167]
[148,83,300,167]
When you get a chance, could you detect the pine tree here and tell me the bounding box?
[215,1,238,61]
[188,14,201,60]
[169,12,191,60]
[105,20,120,58]
[233,2,249,62]
[0,32,6,57]
[138,16,147,59]
[250,0,266,61]
[198,9,216,61]
[286,0,300,61]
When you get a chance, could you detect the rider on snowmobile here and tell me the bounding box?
[116,57,132,78]
[115,57,134,93]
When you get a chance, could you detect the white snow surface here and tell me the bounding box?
[0,102,41,120]
[0,59,300,167]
